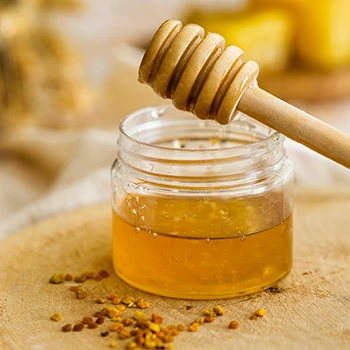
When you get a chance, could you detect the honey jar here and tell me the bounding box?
[111,105,293,299]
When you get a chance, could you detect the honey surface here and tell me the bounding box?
[112,194,292,299]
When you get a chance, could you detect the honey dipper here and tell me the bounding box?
[138,20,350,169]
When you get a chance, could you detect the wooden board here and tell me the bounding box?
[0,189,350,350]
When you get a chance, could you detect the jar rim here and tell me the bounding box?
[116,105,289,187]
[119,104,283,157]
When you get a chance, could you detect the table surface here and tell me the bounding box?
[0,188,349,350]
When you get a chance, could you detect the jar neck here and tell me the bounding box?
[117,105,286,188]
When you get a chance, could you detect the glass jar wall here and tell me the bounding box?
[111,105,293,299]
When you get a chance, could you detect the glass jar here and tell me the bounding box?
[111,105,293,299]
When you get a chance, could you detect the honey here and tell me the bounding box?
[112,192,292,299]
[111,105,294,299]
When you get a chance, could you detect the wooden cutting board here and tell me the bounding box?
[0,188,350,350]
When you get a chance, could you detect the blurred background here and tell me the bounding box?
[0,0,349,237]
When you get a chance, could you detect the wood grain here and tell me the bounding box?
[0,189,350,350]
[239,85,350,169]
[138,20,350,168]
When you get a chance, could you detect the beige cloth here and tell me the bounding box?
[0,128,116,238]
[1,46,349,240]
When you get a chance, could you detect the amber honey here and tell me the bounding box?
[112,193,292,299]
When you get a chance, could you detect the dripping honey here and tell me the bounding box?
[112,193,292,299]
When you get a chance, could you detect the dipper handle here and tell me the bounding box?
[139,20,350,169]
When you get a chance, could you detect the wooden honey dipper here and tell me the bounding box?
[139,20,350,169]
